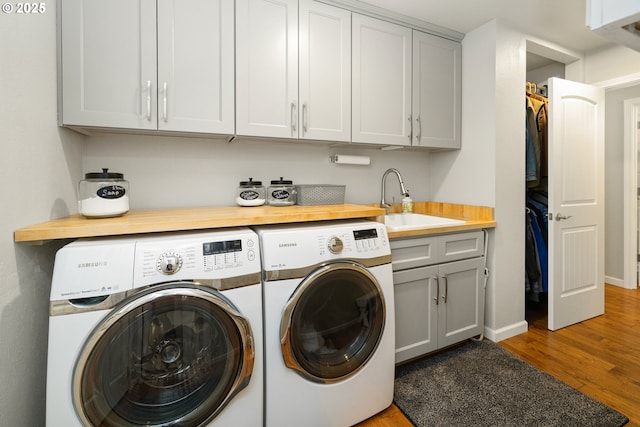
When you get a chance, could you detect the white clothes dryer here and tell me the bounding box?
[254,220,395,427]
[46,229,263,427]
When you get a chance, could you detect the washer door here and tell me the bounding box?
[280,261,386,384]
[73,283,254,427]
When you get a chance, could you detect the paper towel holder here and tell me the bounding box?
[330,154,371,165]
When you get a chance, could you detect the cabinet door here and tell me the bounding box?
[236,0,298,138]
[412,31,461,148]
[390,235,438,271]
[60,0,157,129]
[437,257,485,348]
[393,266,439,363]
[299,0,351,142]
[352,14,412,146]
[157,0,234,134]
[436,231,484,264]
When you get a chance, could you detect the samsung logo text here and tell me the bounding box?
[278,243,297,248]
[77,261,108,268]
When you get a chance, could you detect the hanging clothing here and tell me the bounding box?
[526,90,549,188]
[527,193,548,247]
[526,96,541,187]
[525,210,542,299]
[525,87,549,301]
[525,125,537,183]
[525,191,548,300]
[529,208,548,292]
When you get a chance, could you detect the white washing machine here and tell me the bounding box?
[254,220,395,427]
[46,228,263,427]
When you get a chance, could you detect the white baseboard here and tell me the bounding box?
[605,275,625,288]
[483,276,636,343]
[483,320,528,343]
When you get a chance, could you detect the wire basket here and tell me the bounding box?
[295,185,346,205]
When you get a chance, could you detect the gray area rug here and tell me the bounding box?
[394,340,629,427]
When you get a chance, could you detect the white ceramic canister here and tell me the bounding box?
[236,178,266,206]
[78,168,130,218]
[267,177,296,206]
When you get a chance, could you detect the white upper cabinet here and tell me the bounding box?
[60,0,234,134]
[352,14,412,146]
[236,0,350,142]
[412,30,461,149]
[59,0,461,147]
[298,0,351,142]
[60,0,157,130]
[157,0,235,134]
[236,0,299,138]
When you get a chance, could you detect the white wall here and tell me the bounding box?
[603,84,640,284]
[527,62,565,87]
[431,19,528,342]
[573,42,640,286]
[0,2,83,425]
[583,44,640,84]
[429,18,496,208]
[82,135,432,209]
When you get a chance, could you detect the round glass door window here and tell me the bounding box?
[73,283,254,427]
[281,262,386,383]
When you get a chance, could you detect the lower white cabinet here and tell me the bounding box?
[391,231,486,364]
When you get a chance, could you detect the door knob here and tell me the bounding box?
[555,213,572,221]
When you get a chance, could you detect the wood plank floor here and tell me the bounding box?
[358,284,640,427]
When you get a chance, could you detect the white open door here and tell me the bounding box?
[548,77,605,331]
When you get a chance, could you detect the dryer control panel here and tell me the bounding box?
[257,221,390,271]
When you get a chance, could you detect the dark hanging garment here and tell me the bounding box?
[529,208,548,292]
[525,211,542,300]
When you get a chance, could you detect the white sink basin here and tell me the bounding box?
[384,213,466,231]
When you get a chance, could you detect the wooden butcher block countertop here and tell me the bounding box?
[380,201,496,239]
[14,202,496,243]
[13,204,385,242]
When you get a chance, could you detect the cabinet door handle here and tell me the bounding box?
[433,276,439,305]
[291,102,297,134]
[408,115,412,141]
[302,103,308,134]
[162,82,168,123]
[442,274,448,303]
[415,115,422,142]
[145,80,152,121]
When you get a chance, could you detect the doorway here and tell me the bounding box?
[623,95,640,289]
[598,77,640,290]
[525,44,607,330]
[524,50,564,326]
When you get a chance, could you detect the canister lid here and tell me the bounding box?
[240,177,262,186]
[84,168,124,179]
[270,177,293,185]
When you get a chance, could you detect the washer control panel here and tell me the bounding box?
[157,251,183,274]
[352,228,384,253]
[327,236,344,254]
[202,238,252,271]
[134,230,260,287]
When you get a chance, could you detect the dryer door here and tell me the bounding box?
[72,282,254,427]
[280,261,386,383]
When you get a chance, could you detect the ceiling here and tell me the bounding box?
[356,0,614,57]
